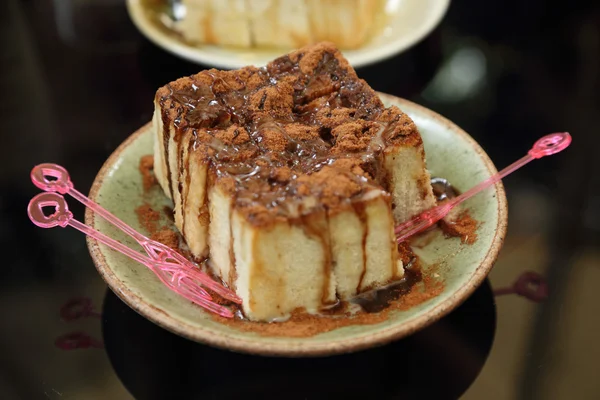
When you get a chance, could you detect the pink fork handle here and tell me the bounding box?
[452,132,571,206]
[529,132,571,159]
[28,192,73,228]
[31,163,148,243]
[394,132,571,243]
[31,163,73,194]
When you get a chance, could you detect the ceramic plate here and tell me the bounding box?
[86,94,506,357]
[126,0,450,69]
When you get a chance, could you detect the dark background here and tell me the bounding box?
[1,0,599,399]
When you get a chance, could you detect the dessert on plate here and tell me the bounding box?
[178,0,384,49]
[152,42,436,321]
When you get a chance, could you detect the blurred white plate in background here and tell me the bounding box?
[127,0,450,69]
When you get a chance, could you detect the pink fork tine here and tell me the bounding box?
[395,203,453,244]
[395,132,572,243]
[175,277,234,318]
[150,262,233,318]
[142,262,213,303]
[30,163,241,304]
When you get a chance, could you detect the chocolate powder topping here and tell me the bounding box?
[157,42,422,225]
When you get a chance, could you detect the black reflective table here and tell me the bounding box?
[2,0,599,399]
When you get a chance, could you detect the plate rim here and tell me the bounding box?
[86,95,507,357]
[125,0,451,69]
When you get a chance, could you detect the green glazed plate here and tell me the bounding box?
[86,94,507,357]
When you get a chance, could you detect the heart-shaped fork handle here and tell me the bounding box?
[31,163,146,242]
[528,132,572,158]
[31,163,73,194]
[27,192,155,266]
[28,192,73,228]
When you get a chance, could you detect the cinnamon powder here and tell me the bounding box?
[150,229,179,249]
[135,155,181,252]
[139,155,157,191]
[213,263,444,338]
[135,203,160,233]
[440,210,479,244]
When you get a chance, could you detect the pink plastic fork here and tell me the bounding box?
[28,192,234,317]
[395,132,572,243]
[29,164,241,311]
